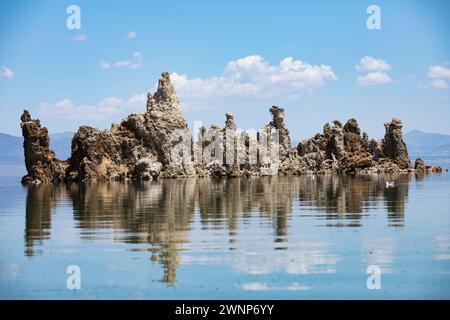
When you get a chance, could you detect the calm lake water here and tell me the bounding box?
[0,170,449,299]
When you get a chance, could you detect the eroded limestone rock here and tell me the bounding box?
[381,118,411,169]
[414,158,425,171]
[267,106,292,152]
[20,110,68,184]
[146,72,195,176]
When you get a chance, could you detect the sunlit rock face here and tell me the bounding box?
[20,110,68,184]
[20,73,442,185]
[381,118,411,169]
[145,72,195,177]
[267,106,292,151]
[67,114,161,182]
[294,116,440,175]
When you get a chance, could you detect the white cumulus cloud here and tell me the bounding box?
[169,55,337,107]
[427,65,450,79]
[355,56,391,72]
[355,56,393,86]
[423,65,450,90]
[356,71,392,86]
[38,55,337,123]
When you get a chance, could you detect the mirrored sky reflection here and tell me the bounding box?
[0,173,450,299]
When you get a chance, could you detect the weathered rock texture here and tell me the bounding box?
[381,118,410,169]
[20,72,443,185]
[20,110,68,184]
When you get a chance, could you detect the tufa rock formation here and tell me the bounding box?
[20,72,442,185]
[20,110,68,184]
[381,118,410,169]
[65,71,194,183]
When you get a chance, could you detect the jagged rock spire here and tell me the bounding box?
[20,110,68,184]
[145,73,194,175]
[382,118,411,169]
[344,118,361,135]
[147,71,181,113]
[225,112,237,131]
[268,106,291,150]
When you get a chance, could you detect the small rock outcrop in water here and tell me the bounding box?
[20,111,68,184]
[20,73,443,184]
[381,118,410,169]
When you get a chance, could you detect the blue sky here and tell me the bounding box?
[0,0,449,140]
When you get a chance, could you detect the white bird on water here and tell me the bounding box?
[385,181,395,188]
[309,175,316,181]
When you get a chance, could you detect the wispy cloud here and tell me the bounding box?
[127,93,147,106]
[130,51,142,69]
[125,31,137,39]
[100,51,143,70]
[38,97,125,121]
[38,93,146,121]
[68,33,88,41]
[100,62,111,69]
[1,66,15,79]
[114,60,132,68]
[241,282,309,291]
[422,78,448,89]
[241,282,270,291]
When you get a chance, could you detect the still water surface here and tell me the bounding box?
[0,172,449,299]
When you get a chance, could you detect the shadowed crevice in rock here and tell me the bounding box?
[20,72,443,185]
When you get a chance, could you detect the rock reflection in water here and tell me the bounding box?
[24,174,412,282]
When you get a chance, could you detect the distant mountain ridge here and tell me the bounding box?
[0,133,24,165]
[0,132,73,165]
[0,129,449,168]
[404,130,450,159]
